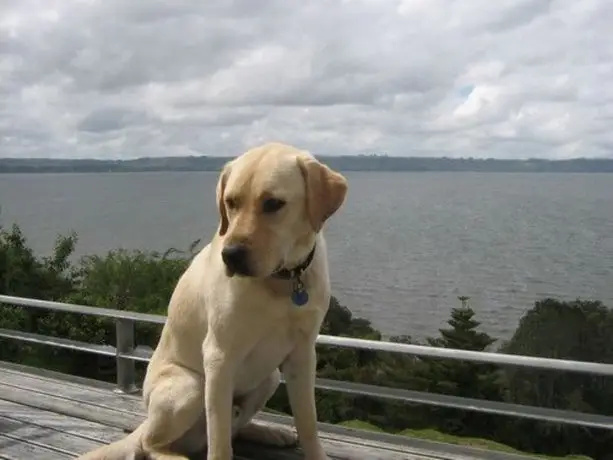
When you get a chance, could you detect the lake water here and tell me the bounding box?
[1,171,612,342]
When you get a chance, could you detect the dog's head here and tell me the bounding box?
[215,142,347,278]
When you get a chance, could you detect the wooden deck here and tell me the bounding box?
[0,361,534,460]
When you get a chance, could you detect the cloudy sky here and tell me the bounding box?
[1,0,612,160]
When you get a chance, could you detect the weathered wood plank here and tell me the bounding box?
[0,381,422,459]
[0,362,537,460]
[0,399,123,444]
[0,361,119,392]
[0,438,70,460]
[0,380,143,432]
[233,439,428,460]
[0,364,117,394]
[0,415,104,455]
[0,366,144,414]
[0,430,73,460]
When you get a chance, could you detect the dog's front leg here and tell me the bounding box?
[282,344,328,460]
[203,341,235,460]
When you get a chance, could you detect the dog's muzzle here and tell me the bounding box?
[221,244,252,276]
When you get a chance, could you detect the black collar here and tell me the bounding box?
[271,245,316,280]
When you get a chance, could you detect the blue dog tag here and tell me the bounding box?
[291,288,309,307]
[291,276,309,307]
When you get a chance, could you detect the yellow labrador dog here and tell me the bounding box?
[77,142,348,460]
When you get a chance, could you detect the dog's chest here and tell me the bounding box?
[233,326,294,393]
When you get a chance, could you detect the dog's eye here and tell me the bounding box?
[262,198,286,214]
[225,197,238,210]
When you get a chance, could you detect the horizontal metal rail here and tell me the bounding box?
[0,295,166,325]
[1,294,613,431]
[314,378,613,431]
[3,294,613,376]
[0,328,153,363]
[2,327,611,430]
[0,328,118,359]
[318,335,613,377]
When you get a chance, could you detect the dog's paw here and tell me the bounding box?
[235,421,298,447]
[302,444,330,460]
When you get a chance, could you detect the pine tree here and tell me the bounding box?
[432,296,496,351]
[410,296,505,435]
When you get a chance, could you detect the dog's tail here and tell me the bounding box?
[75,423,146,460]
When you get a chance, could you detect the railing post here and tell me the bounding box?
[115,318,138,394]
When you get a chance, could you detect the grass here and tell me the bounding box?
[337,420,592,460]
[259,413,591,460]
[262,407,287,415]
[337,419,386,433]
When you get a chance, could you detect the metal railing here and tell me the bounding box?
[1,294,613,431]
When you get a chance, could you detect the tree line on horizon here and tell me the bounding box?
[1,220,612,459]
[1,155,613,173]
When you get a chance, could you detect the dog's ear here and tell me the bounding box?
[297,155,348,233]
[216,162,231,236]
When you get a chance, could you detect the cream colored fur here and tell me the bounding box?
[76,142,348,460]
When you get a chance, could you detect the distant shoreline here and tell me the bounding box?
[3,170,613,175]
[1,155,613,173]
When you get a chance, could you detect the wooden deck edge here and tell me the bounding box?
[0,360,119,391]
[0,360,539,460]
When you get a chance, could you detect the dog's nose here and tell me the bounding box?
[221,244,250,275]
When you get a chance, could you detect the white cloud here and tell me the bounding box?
[0,0,612,159]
